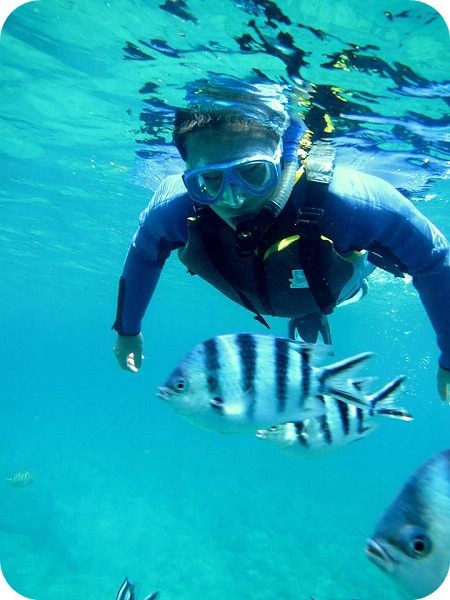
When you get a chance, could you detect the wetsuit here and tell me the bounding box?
[113,166,450,370]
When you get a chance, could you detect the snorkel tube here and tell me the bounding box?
[236,118,305,256]
[264,118,305,219]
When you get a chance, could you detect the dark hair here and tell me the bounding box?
[173,108,280,160]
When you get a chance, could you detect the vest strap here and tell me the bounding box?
[293,141,337,313]
[193,207,271,328]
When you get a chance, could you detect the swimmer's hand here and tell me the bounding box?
[437,365,450,403]
[114,333,144,372]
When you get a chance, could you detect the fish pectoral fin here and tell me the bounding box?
[210,395,246,418]
[210,397,224,411]
[214,391,252,418]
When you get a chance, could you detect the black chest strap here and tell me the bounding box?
[293,141,340,314]
[192,205,271,328]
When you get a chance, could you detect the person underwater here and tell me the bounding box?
[112,77,450,402]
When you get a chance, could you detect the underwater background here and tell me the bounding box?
[1,0,449,598]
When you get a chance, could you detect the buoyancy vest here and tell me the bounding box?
[178,154,362,322]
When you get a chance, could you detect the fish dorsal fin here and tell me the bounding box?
[283,340,335,365]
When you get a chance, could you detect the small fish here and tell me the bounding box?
[140,39,181,58]
[157,333,378,433]
[366,449,450,599]
[5,470,34,487]
[116,577,160,600]
[256,376,412,458]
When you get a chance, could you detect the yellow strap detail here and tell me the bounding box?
[263,235,300,261]
[319,235,366,262]
[320,234,332,244]
[262,231,366,264]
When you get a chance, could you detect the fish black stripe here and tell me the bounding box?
[203,337,221,395]
[275,337,290,412]
[317,413,333,445]
[356,407,364,434]
[236,333,257,419]
[294,421,309,447]
[300,346,311,405]
[336,399,350,435]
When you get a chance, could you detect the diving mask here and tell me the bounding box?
[183,145,282,205]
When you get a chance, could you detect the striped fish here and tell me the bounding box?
[256,376,412,458]
[366,449,450,598]
[116,577,160,600]
[157,333,384,434]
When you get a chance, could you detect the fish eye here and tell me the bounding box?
[174,378,188,392]
[400,526,432,558]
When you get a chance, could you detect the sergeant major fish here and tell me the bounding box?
[157,333,379,434]
[256,376,412,458]
[116,577,160,600]
[366,449,450,599]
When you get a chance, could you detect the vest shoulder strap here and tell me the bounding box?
[302,143,406,279]
[304,140,336,207]
[296,140,336,234]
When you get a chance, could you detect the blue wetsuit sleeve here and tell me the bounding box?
[112,175,193,336]
[326,167,450,368]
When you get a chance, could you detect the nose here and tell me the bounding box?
[221,185,246,209]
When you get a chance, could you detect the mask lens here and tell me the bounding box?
[235,161,273,188]
[183,170,224,204]
[197,170,224,197]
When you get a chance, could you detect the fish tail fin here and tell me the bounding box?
[319,352,373,408]
[116,578,135,600]
[368,376,413,421]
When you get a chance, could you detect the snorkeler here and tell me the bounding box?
[112,78,450,402]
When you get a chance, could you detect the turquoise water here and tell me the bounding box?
[1,1,449,599]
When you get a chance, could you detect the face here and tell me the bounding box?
[184,128,280,224]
